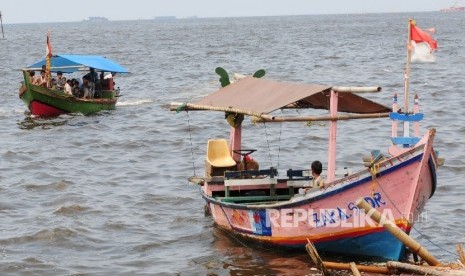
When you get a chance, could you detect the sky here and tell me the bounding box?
[0,0,451,24]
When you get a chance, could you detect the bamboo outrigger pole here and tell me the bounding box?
[356,198,441,266]
[0,11,4,39]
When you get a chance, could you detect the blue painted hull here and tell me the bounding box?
[315,229,406,260]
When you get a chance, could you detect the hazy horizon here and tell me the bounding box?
[0,0,454,24]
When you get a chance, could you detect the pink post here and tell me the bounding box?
[413,94,420,137]
[392,93,398,138]
[229,126,242,162]
[327,89,338,183]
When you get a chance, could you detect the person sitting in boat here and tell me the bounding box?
[238,155,259,171]
[28,70,36,83]
[71,79,81,97]
[83,67,99,98]
[80,76,91,99]
[311,160,325,188]
[64,79,73,96]
[34,70,47,87]
[55,71,66,91]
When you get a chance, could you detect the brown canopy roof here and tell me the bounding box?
[193,77,390,115]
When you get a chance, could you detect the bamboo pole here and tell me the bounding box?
[458,243,465,265]
[252,112,390,123]
[332,86,381,93]
[355,198,441,266]
[404,19,413,114]
[403,19,413,139]
[305,240,330,276]
[170,102,268,119]
[349,262,361,276]
[387,261,465,276]
[322,261,391,274]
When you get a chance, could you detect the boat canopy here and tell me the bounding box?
[26,54,129,73]
[192,77,390,114]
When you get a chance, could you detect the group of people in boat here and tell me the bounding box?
[28,66,116,99]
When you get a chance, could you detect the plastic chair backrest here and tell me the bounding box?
[206,139,236,167]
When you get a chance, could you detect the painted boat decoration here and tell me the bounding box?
[19,54,129,117]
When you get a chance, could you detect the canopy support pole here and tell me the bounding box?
[327,89,338,183]
[229,126,242,162]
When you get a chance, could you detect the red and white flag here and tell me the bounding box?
[410,21,438,62]
[46,31,52,57]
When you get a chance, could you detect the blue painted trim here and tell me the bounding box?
[391,137,420,146]
[390,112,424,122]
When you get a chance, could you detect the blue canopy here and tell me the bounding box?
[26,54,129,73]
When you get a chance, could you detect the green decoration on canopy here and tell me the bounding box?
[253,69,266,78]
[215,67,230,87]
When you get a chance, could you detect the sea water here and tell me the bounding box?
[0,12,464,275]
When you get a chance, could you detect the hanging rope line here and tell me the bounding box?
[186,111,197,176]
[276,121,283,168]
[263,122,273,168]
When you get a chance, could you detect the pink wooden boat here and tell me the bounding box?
[171,71,442,260]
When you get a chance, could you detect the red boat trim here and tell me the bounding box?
[29,100,67,117]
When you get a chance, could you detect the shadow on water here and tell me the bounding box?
[17,114,69,130]
[16,111,112,130]
[204,226,405,275]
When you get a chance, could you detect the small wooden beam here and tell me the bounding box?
[305,240,330,276]
[323,261,390,274]
[349,262,362,276]
[387,261,465,276]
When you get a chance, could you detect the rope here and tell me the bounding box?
[369,160,458,258]
[185,111,197,177]
[276,121,283,168]
[263,123,273,168]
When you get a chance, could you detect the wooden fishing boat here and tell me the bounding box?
[19,54,128,116]
[170,67,442,260]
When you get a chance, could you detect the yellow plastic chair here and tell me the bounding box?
[206,139,236,167]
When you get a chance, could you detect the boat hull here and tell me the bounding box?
[201,129,437,260]
[19,72,118,116]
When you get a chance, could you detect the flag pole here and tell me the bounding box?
[403,19,413,138]
[45,30,52,85]
[0,11,5,39]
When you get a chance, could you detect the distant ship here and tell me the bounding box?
[83,16,109,22]
[440,1,465,12]
[153,16,176,21]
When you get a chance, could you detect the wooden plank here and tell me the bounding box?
[224,178,277,187]
[218,194,292,203]
[305,240,330,276]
